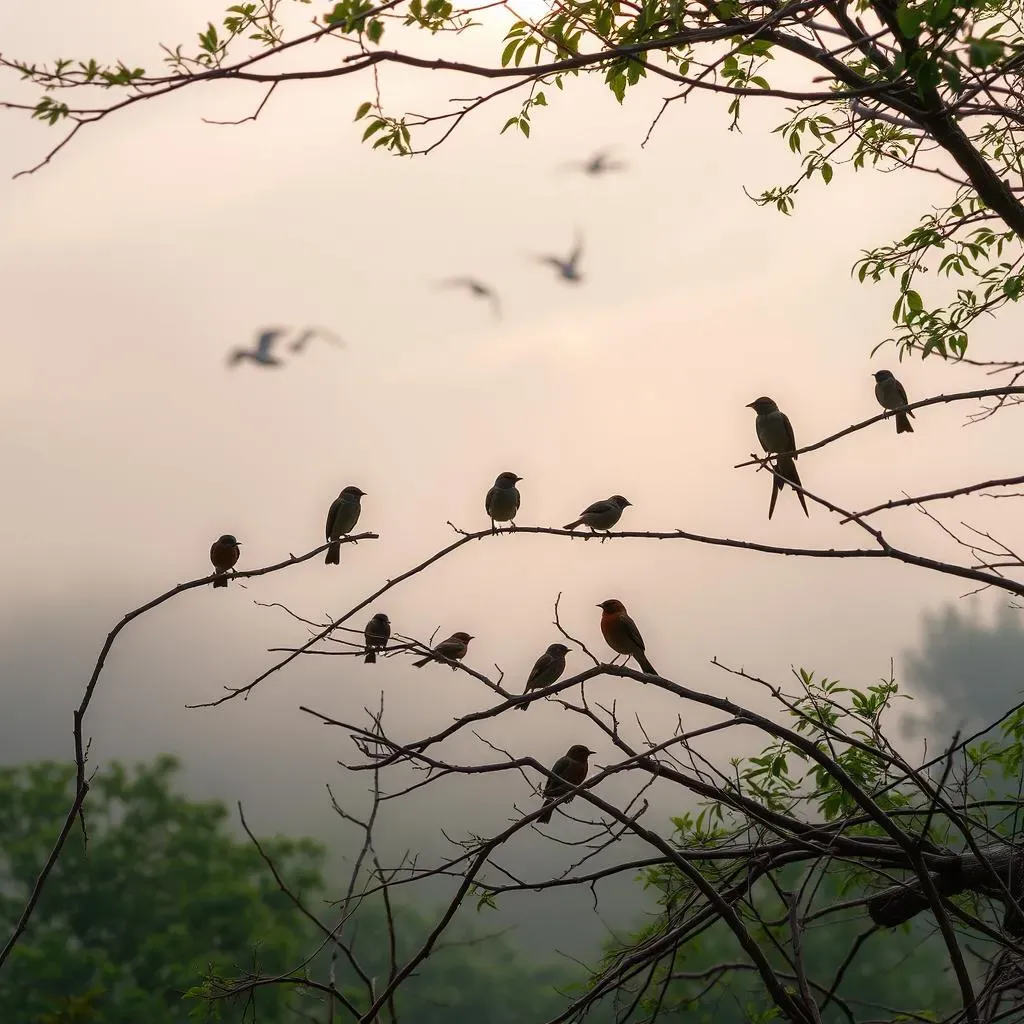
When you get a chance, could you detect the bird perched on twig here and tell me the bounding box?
[534,233,584,284]
[485,472,522,531]
[537,744,595,824]
[517,643,571,711]
[325,486,365,565]
[436,277,501,320]
[228,329,285,368]
[363,613,391,664]
[746,396,809,520]
[873,370,915,434]
[560,150,627,176]
[412,631,474,669]
[598,599,657,675]
[289,326,345,353]
[564,495,632,536]
[209,535,241,588]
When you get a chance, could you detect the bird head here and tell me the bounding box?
[566,744,595,760]
[495,472,523,487]
[547,643,572,656]
[371,613,390,626]
[451,632,474,644]
[746,397,779,415]
[873,370,894,383]
[341,486,366,499]
[597,599,625,614]
[217,534,240,546]
[609,495,632,509]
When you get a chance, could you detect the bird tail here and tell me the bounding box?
[896,411,914,434]
[636,653,657,675]
[563,519,583,531]
[515,698,530,711]
[364,648,377,664]
[537,803,553,824]
[325,541,341,565]
[412,655,431,668]
[776,456,809,517]
[212,575,229,589]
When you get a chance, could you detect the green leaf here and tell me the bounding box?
[905,289,923,312]
[821,162,833,184]
[354,101,372,121]
[968,37,1005,68]
[895,3,924,37]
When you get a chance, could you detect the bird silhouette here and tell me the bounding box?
[437,277,501,319]
[561,150,627,176]
[228,329,285,368]
[534,233,584,284]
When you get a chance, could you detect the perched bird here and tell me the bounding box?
[537,744,596,824]
[560,150,627,176]
[228,328,285,368]
[363,612,391,664]
[873,370,915,434]
[289,326,345,353]
[412,631,474,669]
[437,277,501,320]
[325,486,366,565]
[485,472,522,531]
[746,396,809,520]
[564,495,632,536]
[517,643,572,711]
[209,535,241,588]
[598,599,657,675]
[535,233,584,283]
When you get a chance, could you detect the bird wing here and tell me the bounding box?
[621,614,647,652]
[568,232,584,267]
[325,498,341,540]
[543,756,574,798]
[780,411,798,458]
[256,329,282,358]
[894,378,910,406]
[580,499,612,517]
[484,486,498,515]
[527,652,554,687]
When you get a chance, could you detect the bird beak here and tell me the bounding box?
[587,749,596,755]
[745,401,757,409]
[595,603,602,608]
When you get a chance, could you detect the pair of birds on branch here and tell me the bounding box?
[484,472,632,535]
[228,326,344,368]
[748,369,914,519]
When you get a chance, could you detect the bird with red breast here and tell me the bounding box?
[597,599,657,675]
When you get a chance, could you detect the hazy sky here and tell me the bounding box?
[3,0,1024,956]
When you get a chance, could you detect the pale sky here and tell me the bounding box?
[2,0,1023,952]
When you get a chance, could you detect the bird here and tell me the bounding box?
[873,370,915,434]
[363,613,391,664]
[485,472,522,531]
[564,495,632,536]
[209,535,241,588]
[746,396,809,520]
[560,150,627,176]
[537,744,595,824]
[289,326,345,353]
[598,599,657,675]
[437,277,501,320]
[228,328,285,368]
[535,233,584,283]
[517,643,571,711]
[325,486,365,565]
[412,631,474,669]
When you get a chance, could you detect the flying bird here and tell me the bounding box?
[564,495,632,536]
[412,631,474,669]
[560,150,627,176]
[485,471,522,531]
[535,234,584,284]
[437,277,501,320]
[873,370,915,434]
[537,744,595,824]
[746,396,809,519]
[209,535,241,588]
[517,643,571,711]
[363,612,391,664]
[228,328,285,368]
[289,326,345,353]
[598,599,657,675]
[325,486,365,565]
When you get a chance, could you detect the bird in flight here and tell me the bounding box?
[290,326,345,353]
[535,233,584,284]
[561,150,627,176]
[436,277,501,320]
[228,328,285,368]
